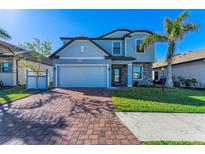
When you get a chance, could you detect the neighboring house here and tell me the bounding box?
[0,40,53,86]
[50,29,155,88]
[153,49,205,87]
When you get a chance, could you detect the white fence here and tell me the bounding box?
[26,70,49,90]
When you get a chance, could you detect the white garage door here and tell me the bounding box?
[58,65,107,87]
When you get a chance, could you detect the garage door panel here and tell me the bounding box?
[58,66,107,87]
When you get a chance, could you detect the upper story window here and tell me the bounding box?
[136,39,144,53]
[112,41,121,55]
[133,66,143,80]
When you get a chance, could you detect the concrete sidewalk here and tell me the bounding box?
[117,112,205,141]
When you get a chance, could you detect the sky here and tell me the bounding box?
[0,9,204,61]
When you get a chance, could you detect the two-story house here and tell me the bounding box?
[50,29,155,88]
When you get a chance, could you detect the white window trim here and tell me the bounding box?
[135,39,145,54]
[112,41,121,55]
[133,64,143,81]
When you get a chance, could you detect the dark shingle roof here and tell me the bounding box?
[98,29,132,38]
[0,40,52,66]
[19,52,52,66]
[0,40,26,54]
[60,29,153,40]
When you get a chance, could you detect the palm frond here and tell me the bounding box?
[177,23,199,40]
[0,28,11,40]
[140,33,168,50]
[176,10,189,24]
[183,23,199,32]
[164,17,173,35]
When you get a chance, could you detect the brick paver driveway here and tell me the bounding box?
[0,88,140,145]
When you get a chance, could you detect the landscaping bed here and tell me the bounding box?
[112,87,205,113]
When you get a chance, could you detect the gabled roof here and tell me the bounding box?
[0,40,52,66]
[60,37,123,40]
[98,29,132,38]
[0,40,26,56]
[153,48,205,68]
[60,29,154,41]
[49,37,111,58]
[123,30,153,37]
[19,52,52,66]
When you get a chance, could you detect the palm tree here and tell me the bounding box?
[140,11,198,88]
[0,28,11,40]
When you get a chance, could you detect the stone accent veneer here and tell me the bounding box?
[121,66,128,86]
[133,63,153,86]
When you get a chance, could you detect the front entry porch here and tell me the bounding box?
[112,64,133,87]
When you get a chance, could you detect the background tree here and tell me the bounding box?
[0,28,11,40]
[140,11,198,88]
[18,38,52,75]
[18,38,52,88]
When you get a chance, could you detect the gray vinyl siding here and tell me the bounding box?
[93,40,125,56]
[125,33,155,62]
[58,40,107,58]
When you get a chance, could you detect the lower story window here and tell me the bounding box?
[133,66,142,80]
[114,68,120,83]
[154,71,159,80]
[1,62,11,72]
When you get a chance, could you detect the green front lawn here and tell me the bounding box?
[112,87,205,113]
[144,140,205,145]
[0,86,32,105]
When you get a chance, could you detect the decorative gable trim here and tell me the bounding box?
[98,29,131,38]
[124,30,153,37]
[49,38,111,58]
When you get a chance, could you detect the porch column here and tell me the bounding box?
[127,64,133,87]
[12,58,17,86]
[106,64,111,88]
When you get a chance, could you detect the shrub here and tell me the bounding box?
[0,80,4,87]
[178,77,198,88]
[133,81,140,87]
[191,78,197,87]
[174,81,180,87]
[153,80,161,84]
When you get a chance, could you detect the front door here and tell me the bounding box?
[113,68,121,86]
